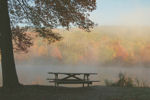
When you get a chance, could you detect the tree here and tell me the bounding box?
[0,0,96,88]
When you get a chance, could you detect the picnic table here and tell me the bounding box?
[47,72,99,87]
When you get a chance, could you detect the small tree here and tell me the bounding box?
[0,0,96,88]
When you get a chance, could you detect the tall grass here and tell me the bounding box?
[105,73,149,87]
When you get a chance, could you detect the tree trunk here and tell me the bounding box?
[0,0,20,88]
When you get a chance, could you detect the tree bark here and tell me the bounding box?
[0,0,20,88]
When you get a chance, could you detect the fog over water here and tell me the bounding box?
[16,63,150,86]
[0,57,150,87]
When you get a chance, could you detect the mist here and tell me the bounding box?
[11,61,150,86]
[0,26,150,87]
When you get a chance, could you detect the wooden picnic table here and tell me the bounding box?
[47,72,99,87]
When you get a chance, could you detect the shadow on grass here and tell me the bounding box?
[0,85,97,100]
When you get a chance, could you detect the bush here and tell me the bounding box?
[105,73,135,87]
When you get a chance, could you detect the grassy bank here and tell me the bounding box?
[0,85,150,100]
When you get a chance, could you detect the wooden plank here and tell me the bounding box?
[47,78,99,82]
[56,81,92,84]
[48,80,99,83]
[56,80,99,84]
[48,79,83,81]
[48,72,97,75]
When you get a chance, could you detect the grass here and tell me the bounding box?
[104,73,149,88]
[0,73,149,100]
[0,85,150,100]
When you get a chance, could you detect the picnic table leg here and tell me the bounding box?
[86,74,89,87]
[87,74,89,81]
[55,74,58,87]
[83,83,85,87]
[82,74,86,87]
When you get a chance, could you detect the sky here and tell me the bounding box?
[91,0,150,26]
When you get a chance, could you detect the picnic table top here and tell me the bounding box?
[48,72,97,75]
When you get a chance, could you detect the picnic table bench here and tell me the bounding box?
[47,72,99,87]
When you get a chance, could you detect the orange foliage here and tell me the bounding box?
[112,41,129,60]
[140,45,150,62]
[51,47,63,60]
